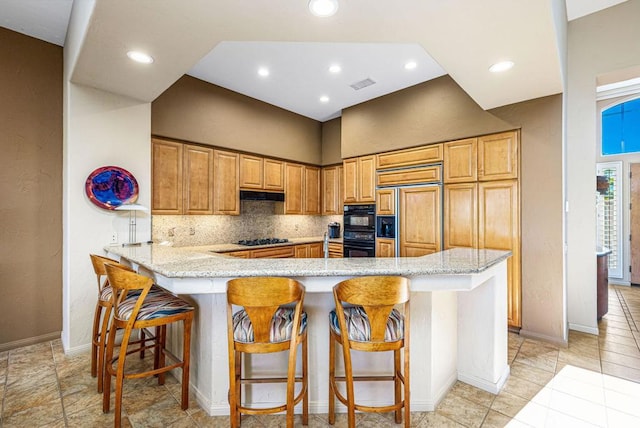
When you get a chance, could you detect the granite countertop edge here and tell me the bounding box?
[104,242,512,279]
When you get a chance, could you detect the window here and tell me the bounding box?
[597,162,622,278]
[602,98,640,155]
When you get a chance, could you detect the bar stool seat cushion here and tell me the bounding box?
[99,284,163,303]
[116,289,193,321]
[329,306,404,342]
[233,307,308,343]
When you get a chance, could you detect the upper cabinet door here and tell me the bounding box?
[284,162,304,214]
[184,144,214,215]
[443,138,477,183]
[322,165,340,215]
[358,155,376,202]
[239,154,264,190]
[304,166,321,215]
[343,158,358,203]
[213,150,240,215]
[263,158,284,191]
[152,138,183,215]
[478,131,519,181]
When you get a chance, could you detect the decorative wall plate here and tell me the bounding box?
[85,166,139,210]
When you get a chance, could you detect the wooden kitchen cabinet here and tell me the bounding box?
[375,143,443,170]
[281,163,321,215]
[343,155,375,204]
[225,250,250,258]
[478,179,520,327]
[376,188,396,216]
[183,144,214,215]
[377,165,441,187]
[213,149,240,215]
[478,131,518,181]
[399,185,441,257]
[239,153,263,190]
[443,138,478,183]
[283,163,304,214]
[322,165,343,215]
[152,138,184,215]
[294,242,323,258]
[251,246,295,258]
[328,242,343,258]
[443,183,478,249]
[264,158,284,191]
[376,238,396,257]
[304,166,321,215]
[239,154,284,191]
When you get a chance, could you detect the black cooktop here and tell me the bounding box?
[237,238,289,246]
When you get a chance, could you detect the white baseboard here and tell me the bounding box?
[195,385,442,416]
[568,323,599,335]
[0,331,61,353]
[458,365,510,395]
[519,329,568,347]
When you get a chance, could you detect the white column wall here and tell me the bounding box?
[566,0,640,334]
[62,83,151,351]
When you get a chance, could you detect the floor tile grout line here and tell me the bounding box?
[615,286,640,350]
[51,341,69,427]
[1,351,7,428]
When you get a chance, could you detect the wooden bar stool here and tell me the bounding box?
[226,277,309,428]
[103,263,194,428]
[328,276,410,427]
[89,254,159,393]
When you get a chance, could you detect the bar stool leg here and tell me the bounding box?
[328,333,335,425]
[394,349,401,423]
[181,316,192,410]
[91,302,102,378]
[302,336,308,425]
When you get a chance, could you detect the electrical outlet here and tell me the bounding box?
[111,232,118,244]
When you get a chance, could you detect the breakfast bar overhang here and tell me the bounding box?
[105,245,511,416]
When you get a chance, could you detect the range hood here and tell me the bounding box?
[240,190,285,202]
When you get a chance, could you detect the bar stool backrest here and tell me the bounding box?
[333,276,410,343]
[227,276,305,345]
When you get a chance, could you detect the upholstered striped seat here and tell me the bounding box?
[99,283,163,302]
[233,307,308,343]
[329,306,404,342]
[116,288,193,321]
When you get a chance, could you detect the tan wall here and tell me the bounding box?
[490,95,565,343]
[0,28,63,348]
[152,76,322,164]
[342,77,564,343]
[321,117,342,165]
[341,76,514,158]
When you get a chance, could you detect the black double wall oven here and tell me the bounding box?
[343,204,375,257]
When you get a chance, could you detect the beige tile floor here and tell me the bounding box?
[2,285,640,427]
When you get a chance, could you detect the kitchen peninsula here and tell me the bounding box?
[105,244,511,416]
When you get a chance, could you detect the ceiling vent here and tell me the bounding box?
[350,77,376,90]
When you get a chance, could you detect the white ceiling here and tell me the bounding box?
[0,0,629,122]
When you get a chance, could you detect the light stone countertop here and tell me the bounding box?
[104,242,511,279]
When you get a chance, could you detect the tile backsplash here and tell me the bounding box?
[152,201,342,247]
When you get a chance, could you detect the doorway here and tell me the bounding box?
[631,163,640,284]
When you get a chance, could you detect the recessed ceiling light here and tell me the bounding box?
[489,60,514,73]
[257,67,270,77]
[309,0,339,17]
[329,64,342,74]
[126,51,154,64]
[319,95,330,103]
[404,61,417,70]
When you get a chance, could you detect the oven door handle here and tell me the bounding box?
[343,242,375,250]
